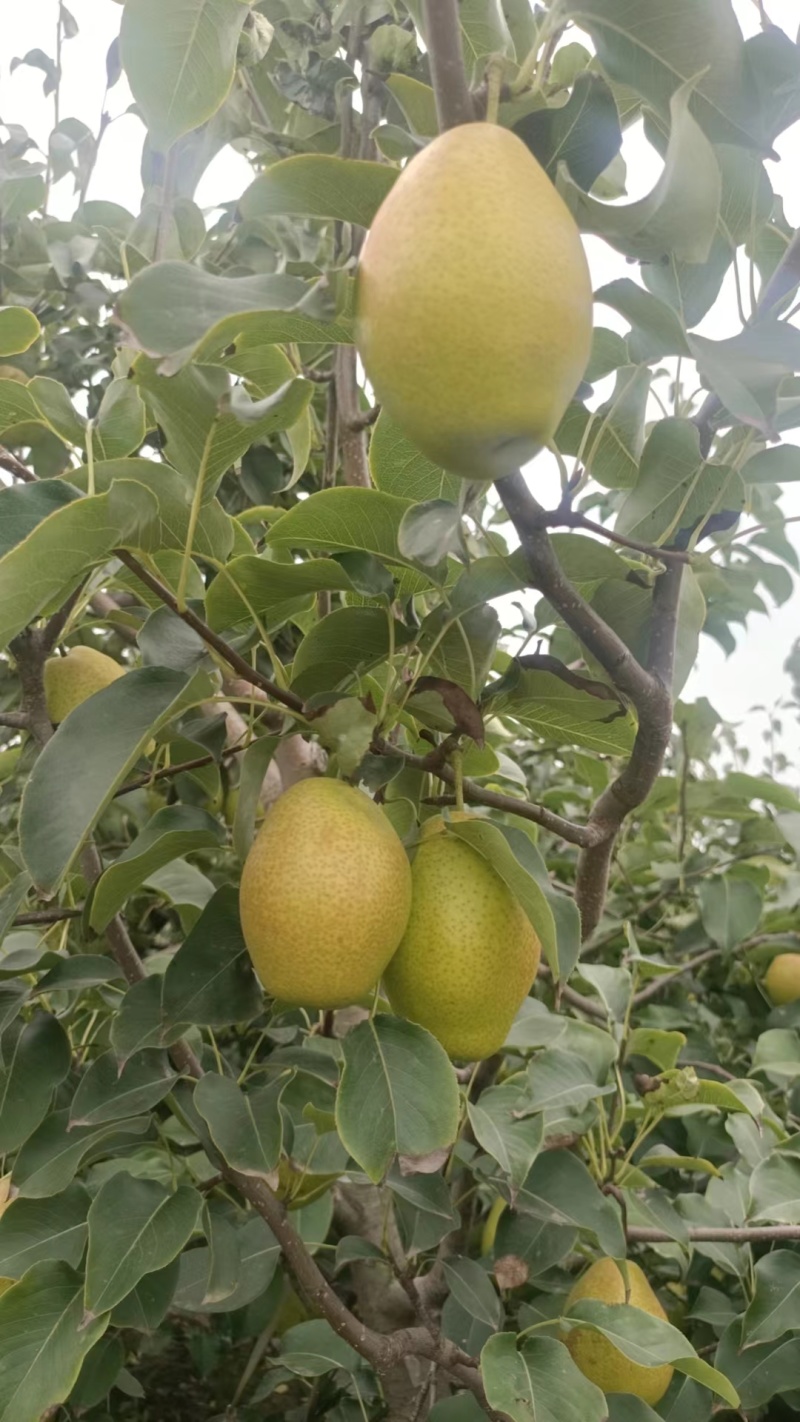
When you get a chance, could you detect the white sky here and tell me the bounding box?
[2,0,799,773]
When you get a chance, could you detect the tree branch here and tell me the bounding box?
[114,551,305,714]
[422,0,475,130]
[0,712,29,730]
[632,947,720,1006]
[389,741,592,845]
[627,1225,800,1244]
[0,446,36,483]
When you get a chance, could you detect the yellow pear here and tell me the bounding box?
[383,816,540,1060]
[44,646,125,724]
[239,777,412,1009]
[764,953,800,1004]
[356,122,592,480]
[564,1258,674,1404]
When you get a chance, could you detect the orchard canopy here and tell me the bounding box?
[1,2,800,1420]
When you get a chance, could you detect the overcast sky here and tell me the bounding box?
[2,0,799,773]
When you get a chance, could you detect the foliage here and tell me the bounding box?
[0,0,799,1418]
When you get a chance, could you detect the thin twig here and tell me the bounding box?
[627,1225,800,1243]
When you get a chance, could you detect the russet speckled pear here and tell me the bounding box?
[383,816,540,1060]
[356,122,592,480]
[44,646,125,724]
[239,778,412,1009]
[764,952,800,1004]
[564,1258,674,1404]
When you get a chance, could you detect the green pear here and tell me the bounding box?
[239,778,412,1009]
[383,816,541,1060]
[564,1258,674,1404]
[764,952,800,1004]
[356,122,592,480]
[44,646,125,724]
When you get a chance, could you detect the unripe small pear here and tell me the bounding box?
[44,646,125,724]
[764,953,800,1005]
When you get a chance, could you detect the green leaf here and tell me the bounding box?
[12,1112,151,1199]
[90,806,225,931]
[561,0,758,150]
[206,555,358,632]
[467,1084,544,1195]
[752,1028,800,1085]
[515,73,622,191]
[290,607,414,699]
[200,1203,240,1306]
[0,1014,71,1153]
[616,418,745,549]
[558,79,721,264]
[443,1256,501,1329]
[742,445,800,484]
[117,263,350,368]
[67,458,235,560]
[279,1319,361,1377]
[518,1150,626,1257]
[111,1259,180,1331]
[173,1214,278,1314]
[446,819,558,977]
[133,358,311,498]
[688,320,800,433]
[0,480,157,649]
[743,1249,800,1345]
[698,875,763,949]
[716,1321,800,1411]
[265,488,416,567]
[481,1334,608,1422]
[194,1073,284,1179]
[232,736,279,863]
[559,366,651,490]
[0,1184,90,1279]
[84,1173,201,1315]
[369,412,461,503]
[596,280,690,362]
[94,378,147,460]
[20,667,209,894]
[120,0,250,150]
[162,885,262,1028]
[69,1335,126,1412]
[749,1154,800,1224]
[336,1016,460,1183]
[489,666,636,755]
[626,1028,686,1072]
[0,306,40,357]
[69,1050,177,1128]
[523,1049,615,1116]
[240,155,397,228]
[0,1261,109,1422]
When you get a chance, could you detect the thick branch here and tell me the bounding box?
[496,474,657,709]
[575,563,682,935]
[422,0,475,130]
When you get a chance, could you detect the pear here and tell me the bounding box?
[383,816,540,1060]
[764,952,800,1004]
[239,777,412,1009]
[356,122,592,480]
[564,1258,674,1404]
[44,646,125,724]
